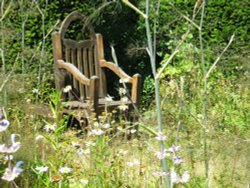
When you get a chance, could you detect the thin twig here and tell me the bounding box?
[176,77,184,145]
[205,34,235,79]
[0,0,12,22]
[122,0,147,19]
[0,54,19,93]
[155,2,202,80]
[155,50,179,79]
[111,46,143,121]
[153,0,161,61]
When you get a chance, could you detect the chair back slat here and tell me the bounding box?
[88,48,94,77]
[71,48,79,93]
[94,45,104,98]
[65,47,71,63]
[77,48,85,100]
[96,34,107,97]
[82,48,89,98]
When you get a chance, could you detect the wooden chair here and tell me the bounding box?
[52,11,141,121]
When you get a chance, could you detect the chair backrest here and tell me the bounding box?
[53,11,107,100]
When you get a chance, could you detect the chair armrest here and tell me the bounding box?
[100,59,141,105]
[99,59,133,83]
[57,60,90,86]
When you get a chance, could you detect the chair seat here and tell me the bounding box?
[63,98,132,110]
[62,99,133,121]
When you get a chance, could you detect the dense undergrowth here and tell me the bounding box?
[0,0,249,187]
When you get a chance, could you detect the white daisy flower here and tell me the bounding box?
[35,166,48,173]
[80,178,88,184]
[118,104,129,111]
[91,129,104,136]
[59,166,72,174]
[63,85,72,93]
[103,123,110,129]
[44,123,56,132]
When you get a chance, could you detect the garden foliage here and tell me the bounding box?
[0,0,249,187]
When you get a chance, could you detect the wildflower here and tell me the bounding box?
[119,88,127,95]
[117,126,123,131]
[171,168,180,184]
[168,145,180,153]
[35,135,44,141]
[112,110,117,114]
[126,162,134,167]
[105,95,113,102]
[155,132,167,141]
[121,96,129,103]
[103,123,110,129]
[118,149,128,155]
[171,168,190,184]
[0,119,10,132]
[43,123,56,132]
[63,85,72,93]
[35,166,48,173]
[126,159,140,167]
[59,166,72,174]
[32,88,39,94]
[155,151,170,160]
[118,104,129,111]
[133,159,140,165]
[77,148,90,155]
[152,171,168,177]
[181,171,190,183]
[26,98,31,103]
[1,161,24,182]
[85,141,96,147]
[71,141,81,147]
[173,155,184,165]
[93,122,100,127]
[130,129,137,134]
[91,129,104,136]
[80,178,88,185]
[0,134,21,154]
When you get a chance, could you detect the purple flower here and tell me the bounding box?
[1,161,24,182]
[0,119,10,132]
[171,168,190,184]
[0,134,21,154]
[168,145,180,153]
[173,155,184,165]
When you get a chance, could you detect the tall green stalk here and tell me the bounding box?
[37,4,46,101]
[122,0,170,186]
[1,0,7,105]
[145,0,170,187]
[198,1,209,187]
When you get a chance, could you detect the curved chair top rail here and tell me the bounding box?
[59,11,95,40]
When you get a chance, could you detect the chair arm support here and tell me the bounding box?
[131,74,142,105]
[57,60,90,85]
[100,59,141,105]
[89,76,99,115]
[99,59,133,83]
